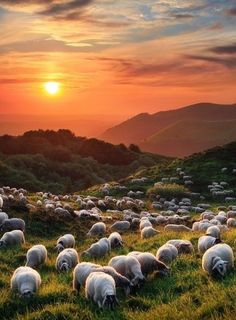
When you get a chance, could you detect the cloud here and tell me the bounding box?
[38,0,94,16]
[172,13,195,19]
[186,54,236,68]
[210,43,236,54]
[226,7,236,16]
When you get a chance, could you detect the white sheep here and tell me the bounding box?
[166,239,194,254]
[0,211,8,224]
[156,243,178,264]
[202,243,234,276]
[56,234,75,252]
[0,195,3,208]
[26,245,47,268]
[128,252,169,277]
[56,248,79,272]
[0,230,25,247]
[164,224,192,232]
[85,272,118,309]
[0,218,25,232]
[108,232,123,248]
[141,226,159,239]
[227,218,236,228]
[110,221,130,232]
[206,226,221,240]
[198,236,221,254]
[87,222,106,237]
[108,255,145,287]
[11,266,41,298]
[139,219,152,230]
[82,238,110,259]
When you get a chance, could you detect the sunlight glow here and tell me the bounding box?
[44,82,60,95]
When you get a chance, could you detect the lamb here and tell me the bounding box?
[108,232,123,248]
[73,262,132,296]
[202,243,234,277]
[164,224,192,232]
[82,238,110,259]
[166,239,194,254]
[110,221,130,232]
[26,245,47,268]
[128,252,169,277]
[87,222,106,237]
[108,255,145,287]
[0,211,8,224]
[156,243,178,264]
[206,226,221,240]
[141,226,159,239]
[11,266,41,298]
[198,236,221,254]
[0,230,25,247]
[0,218,25,232]
[56,234,75,252]
[56,248,79,272]
[85,272,118,309]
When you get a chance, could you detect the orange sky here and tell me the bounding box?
[0,0,235,134]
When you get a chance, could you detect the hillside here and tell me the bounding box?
[100,103,236,157]
[140,119,236,157]
[0,129,168,193]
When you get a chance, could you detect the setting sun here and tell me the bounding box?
[44,82,59,95]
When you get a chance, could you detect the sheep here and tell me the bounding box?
[85,272,118,309]
[198,236,221,254]
[87,222,106,237]
[139,219,152,230]
[0,230,25,247]
[26,245,47,268]
[166,239,194,254]
[164,224,192,232]
[82,238,110,259]
[0,218,25,232]
[202,243,234,277]
[128,252,169,277]
[56,234,75,252]
[108,232,123,248]
[156,243,178,264]
[206,226,221,240]
[227,218,236,228]
[56,248,79,272]
[11,266,41,298]
[73,262,132,296]
[141,226,159,239]
[108,255,145,287]
[0,211,8,224]
[0,195,3,208]
[110,221,130,232]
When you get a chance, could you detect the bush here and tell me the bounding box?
[147,183,188,199]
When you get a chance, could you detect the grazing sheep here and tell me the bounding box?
[0,211,8,224]
[227,218,236,228]
[0,196,3,208]
[0,230,25,247]
[82,238,110,259]
[128,252,169,277]
[166,239,194,254]
[26,245,47,268]
[108,232,123,248]
[0,218,25,232]
[87,222,106,237]
[198,236,221,254]
[156,243,178,264]
[206,226,221,240]
[164,224,192,232]
[56,234,75,252]
[11,266,41,298]
[110,221,130,232]
[202,243,234,277]
[108,255,145,287]
[56,248,79,272]
[85,272,118,309]
[141,226,159,239]
[139,219,152,230]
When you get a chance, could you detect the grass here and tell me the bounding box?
[1,204,236,320]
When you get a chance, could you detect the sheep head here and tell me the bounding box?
[212,257,228,277]
[154,259,170,276]
[102,294,118,310]
[55,243,64,253]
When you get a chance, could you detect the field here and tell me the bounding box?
[1,201,236,320]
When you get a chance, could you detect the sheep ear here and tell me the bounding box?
[212,260,222,271]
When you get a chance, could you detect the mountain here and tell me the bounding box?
[100,102,236,157]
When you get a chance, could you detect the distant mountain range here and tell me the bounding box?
[100,103,236,157]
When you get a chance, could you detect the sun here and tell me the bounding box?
[44,81,59,95]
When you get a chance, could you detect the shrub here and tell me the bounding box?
[147,183,188,199]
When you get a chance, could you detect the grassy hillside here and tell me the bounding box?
[1,203,236,320]
[140,119,236,157]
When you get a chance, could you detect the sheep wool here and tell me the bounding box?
[156,243,178,264]
[56,234,75,252]
[56,248,79,272]
[87,222,106,237]
[26,245,47,268]
[0,230,25,247]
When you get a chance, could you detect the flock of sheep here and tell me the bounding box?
[0,166,236,310]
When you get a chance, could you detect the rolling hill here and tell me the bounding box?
[100,102,236,157]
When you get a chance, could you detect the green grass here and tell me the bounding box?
[1,206,236,320]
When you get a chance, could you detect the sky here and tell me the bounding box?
[0,0,236,133]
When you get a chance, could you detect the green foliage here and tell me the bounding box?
[147,183,189,199]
